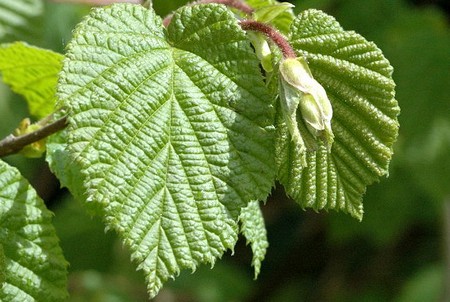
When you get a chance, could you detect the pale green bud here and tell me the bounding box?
[279,57,334,156]
[143,0,152,9]
[247,32,273,72]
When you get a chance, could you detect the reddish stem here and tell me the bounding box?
[240,19,296,59]
[162,14,173,27]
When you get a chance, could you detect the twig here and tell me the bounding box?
[0,116,68,158]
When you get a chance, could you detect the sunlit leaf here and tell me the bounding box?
[0,42,62,118]
[0,160,68,301]
[276,9,399,219]
[239,200,268,279]
[56,3,274,297]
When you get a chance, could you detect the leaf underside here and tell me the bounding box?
[0,160,68,302]
[0,42,62,119]
[276,9,400,220]
[57,3,274,297]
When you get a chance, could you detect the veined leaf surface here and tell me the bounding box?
[0,160,68,301]
[57,3,274,297]
[276,9,400,219]
[239,200,268,279]
[0,42,62,118]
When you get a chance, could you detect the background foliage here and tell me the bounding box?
[0,0,449,301]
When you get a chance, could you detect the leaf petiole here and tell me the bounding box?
[239,19,296,59]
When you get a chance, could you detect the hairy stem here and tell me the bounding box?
[240,20,296,59]
[0,116,67,158]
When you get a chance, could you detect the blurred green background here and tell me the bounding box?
[0,0,449,301]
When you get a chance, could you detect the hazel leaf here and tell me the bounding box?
[0,160,68,301]
[56,3,274,298]
[276,9,400,220]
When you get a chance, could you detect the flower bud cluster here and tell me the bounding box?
[279,57,334,156]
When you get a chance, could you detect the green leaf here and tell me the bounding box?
[46,126,87,209]
[0,244,5,285]
[0,0,43,43]
[245,0,294,34]
[239,200,268,279]
[0,160,68,301]
[253,2,294,24]
[247,32,274,72]
[57,3,274,297]
[276,9,399,220]
[0,42,63,119]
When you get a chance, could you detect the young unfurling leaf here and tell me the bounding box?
[278,57,334,164]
